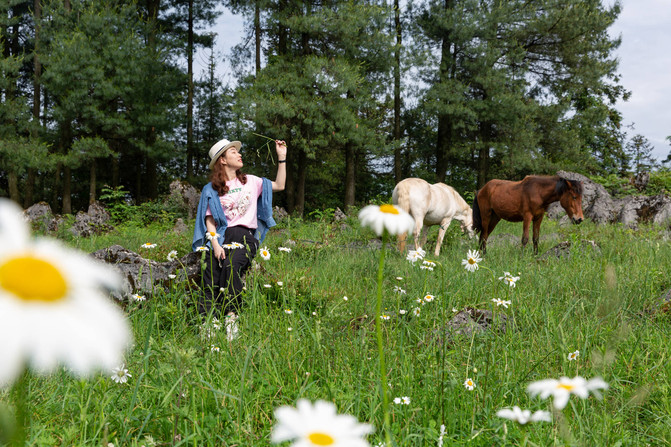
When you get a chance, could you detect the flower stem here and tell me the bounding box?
[375,231,392,445]
[9,370,29,447]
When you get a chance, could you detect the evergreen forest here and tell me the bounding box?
[2,0,664,214]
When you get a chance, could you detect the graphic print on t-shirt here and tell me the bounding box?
[221,186,252,220]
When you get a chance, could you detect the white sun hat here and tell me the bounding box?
[208,139,242,170]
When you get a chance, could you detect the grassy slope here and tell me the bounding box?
[4,215,671,446]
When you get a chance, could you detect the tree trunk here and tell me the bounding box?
[186,0,194,179]
[255,0,261,73]
[344,144,356,209]
[477,122,491,188]
[25,0,42,208]
[23,170,35,208]
[294,149,307,215]
[89,159,96,204]
[8,172,20,205]
[62,166,72,214]
[435,0,454,183]
[393,0,402,183]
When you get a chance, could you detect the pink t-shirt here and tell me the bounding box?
[206,175,263,228]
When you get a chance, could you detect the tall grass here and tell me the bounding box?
[2,215,671,446]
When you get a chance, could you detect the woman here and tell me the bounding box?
[192,138,287,320]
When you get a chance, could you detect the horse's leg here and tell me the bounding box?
[413,219,424,252]
[482,214,500,254]
[435,217,452,256]
[521,215,532,250]
[420,225,429,248]
[532,215,544,255]
[397,231,407,253]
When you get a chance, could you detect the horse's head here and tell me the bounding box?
[460,210,475,238]
[558,178,584,224]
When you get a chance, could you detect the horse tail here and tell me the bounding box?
[472,190,483,235]
[393,183,411,214]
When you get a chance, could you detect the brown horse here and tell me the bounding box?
[473,175,584,254]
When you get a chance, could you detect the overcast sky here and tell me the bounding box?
[200,0,671,163]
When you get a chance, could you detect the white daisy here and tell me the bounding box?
[205,231,220,242]
[130,293,146,302]
[412,307,421,317]
[231,242,245,249]
[498,272,520,287]
[167,250,178,262]
[287,327,293,332]
[398,309,407,315]
[568,350,580,361]
[461,250,482,272]
[401,396,410,405]
[406,250,424,264]
[168,274,176,279]
[424,294,435,303]
[358,204,415,237]
[343,296,349,301]
[259,247,271,260]
[264,284,272,288]
[195,246,209,252]
[278,247,292,253]
[423,260,436,267]
[393,286,406,295]
[496,406,551,424]
[527,376,609,410]
[284,309,293,315]
[464,378,476,390]
[140,242,156,249]
[420,265,434,271]
[111,364,132,384]
[393,397,402,404]
[210,345,220,353]
[491,298,511,308]
[395,276,403,281]
[380,314,391,321]
[277,281,284,287]
[271,399,374,446]
[0,200,132,386]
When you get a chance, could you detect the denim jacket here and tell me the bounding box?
[191,178,276,251]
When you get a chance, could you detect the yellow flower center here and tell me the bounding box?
[0,255,67,302]
[379,204,399,215]
[557,383,575,391]
[308,432,335,445]
[468,258,476,265]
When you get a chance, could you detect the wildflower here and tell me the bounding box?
[278,247,292,253]
[343,296,349,301]
[527,376,609,410]
[491,298,511,308]
[0,199,131,386]
[401,396,410,405]
[285,309,293,315]
[393,397,401,404]
[264,284,272,288]
[277,281,284,287]
[380,314,391,321]
[420,265,434,271]
[205,231,219,242]
[210,345,220,352]
[424,294,435,303]
[438,424,446,447]
[168,274,176,279]
[111,364,132,384]
[452,307,459,313]
[225,313,239,341]
[393,286,406,295]
[358,204,414,237]
[399,309,407,315]
[568,350,580,361]
[167,250,178,262]
[464,378,476,390]
[395,276,403,281]
[287,327,293,332]
[130,293,146,302]
[496,406,551,424]
[412,307,421,317]
[271,399,374,446]
[498,272,520,287]
[195,246,209,252]
[423,260,436,268]
[259,247,271,260]
[415,298,424,305]
[231,242,245,249]
[406,250,424,264]
[140,243,156,249]
[461,250,482,272]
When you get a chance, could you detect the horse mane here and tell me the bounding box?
[555,176,584,196]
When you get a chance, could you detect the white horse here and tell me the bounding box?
[392,178,474,256]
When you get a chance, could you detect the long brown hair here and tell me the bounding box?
[211,159,247,196]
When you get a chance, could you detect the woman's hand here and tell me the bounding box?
[275,140,287,161]
[213,244,226,261]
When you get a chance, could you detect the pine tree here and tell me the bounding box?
[626,134,657,174]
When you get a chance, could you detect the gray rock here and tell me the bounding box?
[333,207,347,221]
[555,171,619,224]
[169,180,200,219]
[538,240,601,260]
[173,218,189,234]
[431,307,509,345]
[273,206,289,221]
[633,171,650,191]
[24,202,53,227]
[91,245,204,300]
[70,201,112,237]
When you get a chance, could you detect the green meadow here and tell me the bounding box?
[2,213,671,446]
